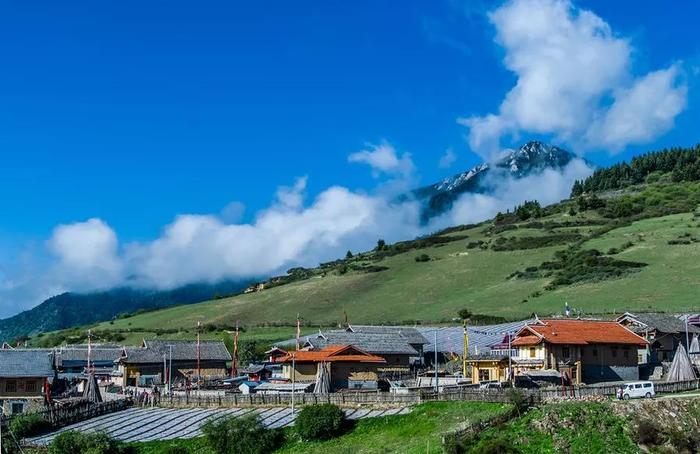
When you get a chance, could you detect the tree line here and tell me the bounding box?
[571,144,700,196]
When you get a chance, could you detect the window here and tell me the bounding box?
[562,347,570,358]
[643,383,652,388]
[11,402,24,415]
[25,380,37,393]
[529,347,536,358]
[479,369,490,382]
[5,380,17,393]
[592,348,598,357]
[634,384,642,389]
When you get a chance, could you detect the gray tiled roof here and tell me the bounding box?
[418,319,535,355]
[55,347,123,364]
[279,326,425,356]
[120,340,231,364]
[292,332,419,355]
[621,313,700,335]
[0,350,54,378]
[345,326,428,346]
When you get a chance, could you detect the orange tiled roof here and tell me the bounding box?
[511,319,648,347]
[274,344,386,364]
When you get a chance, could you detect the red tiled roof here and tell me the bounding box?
[511,319,648,347]
[274,344,386,364]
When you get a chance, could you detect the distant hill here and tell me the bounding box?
[0,281,250,342]
[414,141,581,221]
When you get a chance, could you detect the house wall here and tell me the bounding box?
[283,363,317,382]
[379,354,411,368]
[330,362,380,389]
[469,362,507,384]
[515,343,640,384]
[516,345,546,361]
[118,360,228,387]
[0,377,45,398]
[0,377,47,415]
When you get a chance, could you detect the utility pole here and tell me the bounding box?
[434,330,439,393]
[291,352,296,414]
[196,321,201,389]
[87,329,93,374]
[168,345,173,395]
[462,322,468,377]
[508,331,513,383]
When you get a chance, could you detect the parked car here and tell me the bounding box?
[620,381,655,399]
[479,380,509,389]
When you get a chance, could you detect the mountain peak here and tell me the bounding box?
[414,141,577,221]
[495,141,575,177]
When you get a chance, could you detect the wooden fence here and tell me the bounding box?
[3,399,132,429]
[160,379,700,409]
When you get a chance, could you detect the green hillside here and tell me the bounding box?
[57,186,698,344]
[27,146,700,348]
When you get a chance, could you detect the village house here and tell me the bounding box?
[274,344,386,391]
[114,339,231,388]
[0,349,54,415]
[511,319,648,384]
[464,353,510,384]
[53,345,123,382]
[616,312,700,364]
[286,326,426,375]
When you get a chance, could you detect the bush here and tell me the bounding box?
[49,431,132,454]
[9,413,51,439]
[635,419,664,446]
[415,254,430,262]
[202,414,279,454]
[295,404,345,441]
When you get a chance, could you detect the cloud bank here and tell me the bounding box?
[459,0,688,158]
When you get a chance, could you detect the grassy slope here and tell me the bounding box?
[466,402,639,454]
[88,211,700,336]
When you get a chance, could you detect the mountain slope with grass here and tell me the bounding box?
[0,280,249,343]
[27,145,700,347]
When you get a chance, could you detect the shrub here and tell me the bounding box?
[9,413,51,439]
[295,404,345,441]
[634,419,664,446]
[415,254,430,262]
[202,414,278,454]
[49,431,132,454]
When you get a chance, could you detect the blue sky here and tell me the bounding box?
[0,0,698,315]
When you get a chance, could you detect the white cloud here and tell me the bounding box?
[348,142,415,177]
[438,149,458,169]
[47,218,123,290]
[459,0,688,158]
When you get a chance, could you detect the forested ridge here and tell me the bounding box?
[571,144,700,196]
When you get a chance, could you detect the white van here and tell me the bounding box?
[621,381,655,399]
